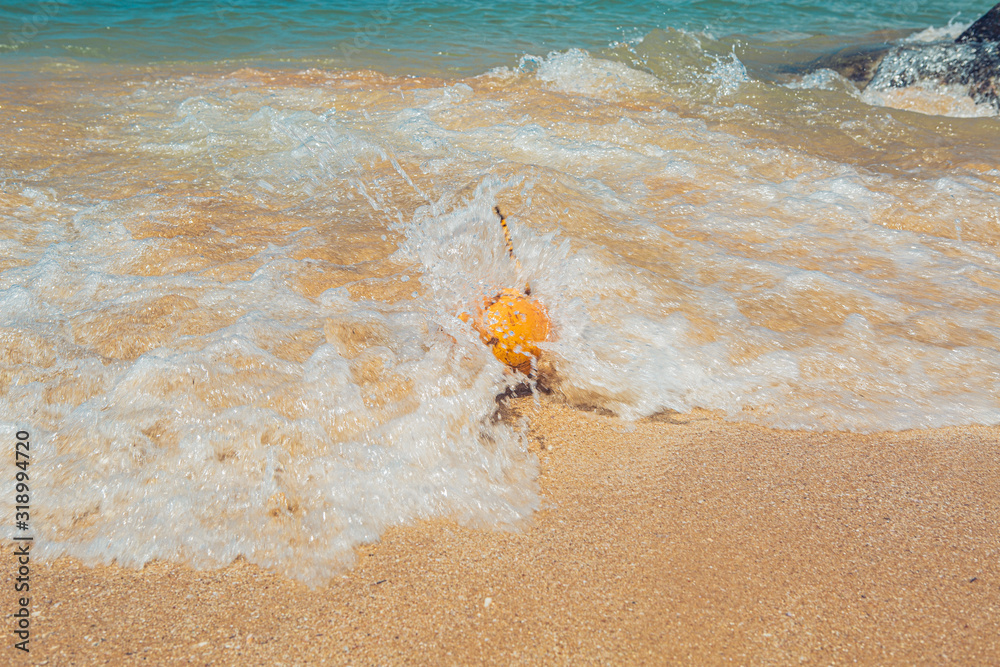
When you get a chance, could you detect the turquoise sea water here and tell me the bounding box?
[1,1,995,70]
[3,2,1000,582]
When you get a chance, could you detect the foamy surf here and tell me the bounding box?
[2,31,1000,582]
[775,14,1000,118]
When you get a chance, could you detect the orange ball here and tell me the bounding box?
[466,289,551,374]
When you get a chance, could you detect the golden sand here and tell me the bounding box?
[4,398,998,665]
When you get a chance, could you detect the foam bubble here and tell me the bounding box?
[524,48,661,99]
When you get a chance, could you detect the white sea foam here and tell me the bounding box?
[706,52,749,98]
[522,48,661,98]
[905,23,967,43]
[2,49,1000,580]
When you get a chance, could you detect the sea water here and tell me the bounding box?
[2,1,999,584]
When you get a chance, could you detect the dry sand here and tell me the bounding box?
[4,397,999,665]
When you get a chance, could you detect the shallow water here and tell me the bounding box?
[2,3,1000,583]
[2,1,988,70]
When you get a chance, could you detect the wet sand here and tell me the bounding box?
[5,397,999,665]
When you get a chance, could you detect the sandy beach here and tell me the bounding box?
[4,397,997,665]
[4,3,1000,666]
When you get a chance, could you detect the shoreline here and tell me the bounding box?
[4,397,998,665]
